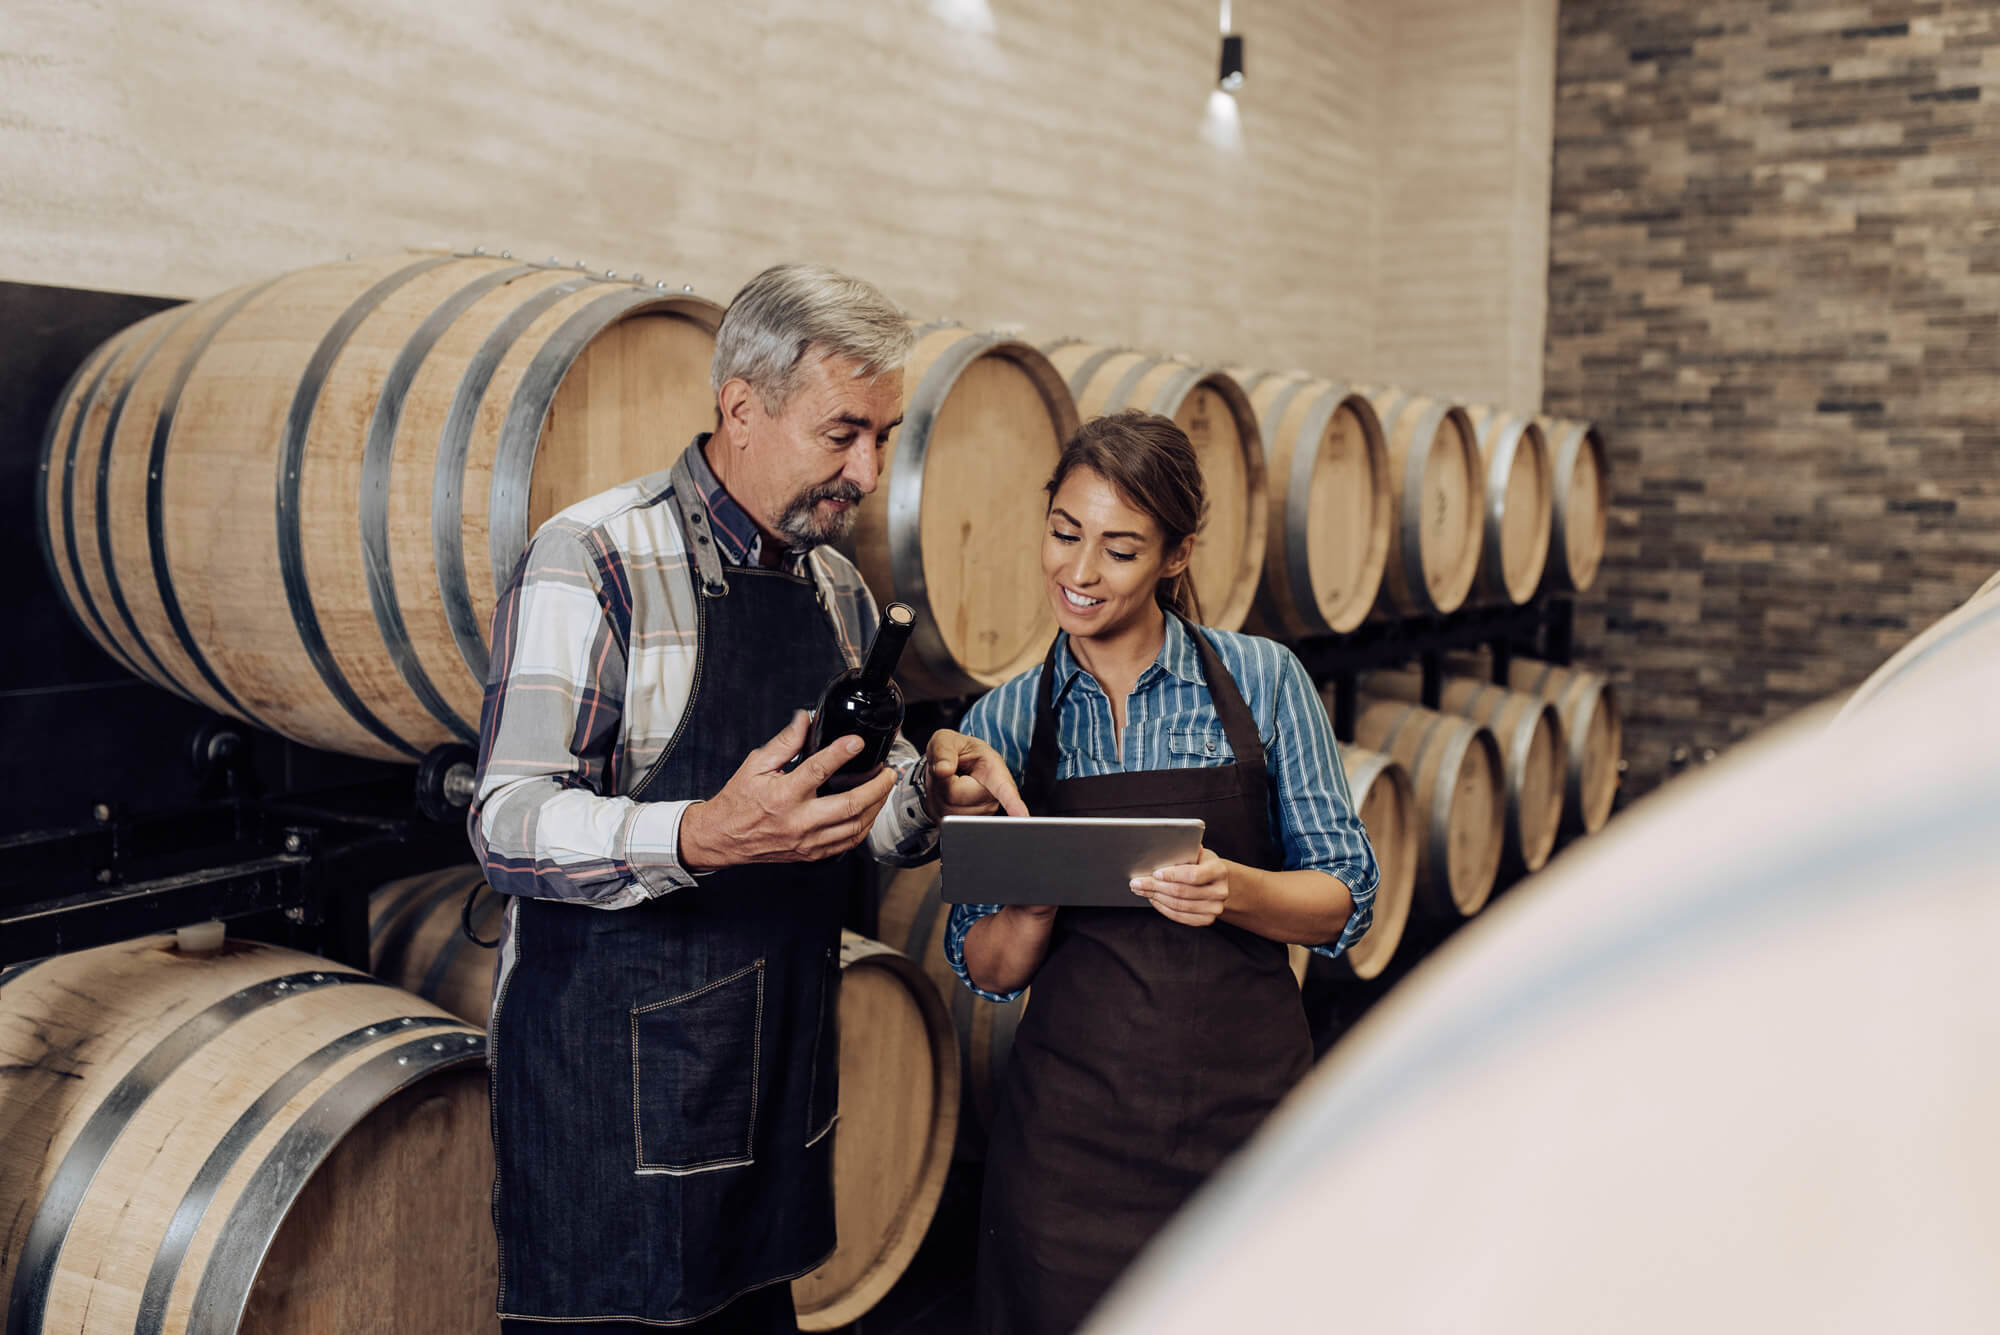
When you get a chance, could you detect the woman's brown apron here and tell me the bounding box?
[976,621,1313,1335]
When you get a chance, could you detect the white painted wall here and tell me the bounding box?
[1,0,1553,406]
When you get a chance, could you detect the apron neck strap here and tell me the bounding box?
[668,447,730,597]
[1020,615,1268,809]
[1183,621,1268,781]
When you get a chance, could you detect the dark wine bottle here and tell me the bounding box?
[808,602,915,794]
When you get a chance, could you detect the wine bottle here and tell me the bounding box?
[808,602,916,795]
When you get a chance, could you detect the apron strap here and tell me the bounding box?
[1022,636,1066,812]
[668,446,730,598]
[1181,617,1269,783]
[1020,615,1272,808]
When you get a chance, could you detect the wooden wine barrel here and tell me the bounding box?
[363,870,959,1331]
[1230,372,1392,637]
[876,866,1027,1157]
[1506,659,1621,836]
[1836,569,2000,719]
[1089,648,2000,1335]
[1356,388,1484,616]
[1041,342,1268,631]
[1348,699,1504,920]
[37,252,723,761]
[792,931,961,1331]
[1462,407,1552,605]
[1367,670,1565,876]
[368,865,501,1025]
[1532,416,1609,594]
[847,326,1078,698]
[0,934,493,1334]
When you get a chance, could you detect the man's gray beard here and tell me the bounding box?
[777,487,862,549]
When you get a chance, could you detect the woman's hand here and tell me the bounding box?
[1130,848,1231,927]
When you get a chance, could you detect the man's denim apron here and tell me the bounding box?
[491,451,851,1325]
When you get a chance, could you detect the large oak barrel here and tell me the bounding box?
[368,865,502,1025]
[37,252,723,761]
[1347,699,1504,920]
[1532,416,1608,594]
[363,872,959,1331]
[1231,371,1392,637]
[847,326,1077,698]
[1367,670,1565,876]
[0,935,493,1334]
[876,866,1027,1157]
[1506,659,1621,836]
[1462,407,1552,605]
[1087,645,2000,1335]
[1357,388,1484,617]
[1836,568,2000,719]
[1042,342,1268,630]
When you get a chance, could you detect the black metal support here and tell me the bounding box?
[0,783,470,968]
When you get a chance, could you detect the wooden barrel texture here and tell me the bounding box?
[1232,372,1392,637]
[1836,569,2000,720]
[37,252,723,761]
[876,865,1027,1157]
[1041,342,1269,631]
[1356,388,1484,617]
[1462,407,1553,606]
[0,935,493,1334]
[1506,659,1621,837]
[368,865,501,1025]
[1087,647,2000,1335]
[1531,416,1608,594]
[847,326,1078,698]
[1347,699,1504,920]
[792,931,961,1331]
[1367,670,1565,876]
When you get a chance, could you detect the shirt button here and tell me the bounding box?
[1206,741,1217,754]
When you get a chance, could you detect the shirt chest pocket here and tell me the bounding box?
[1166,728,1234,765]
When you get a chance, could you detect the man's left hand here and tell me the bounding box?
[920,730,1029,822]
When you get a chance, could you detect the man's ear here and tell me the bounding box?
[716,377,757,446]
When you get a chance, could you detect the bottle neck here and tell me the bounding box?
[859,615,914,687]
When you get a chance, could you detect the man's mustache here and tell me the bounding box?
[797,480,866,507]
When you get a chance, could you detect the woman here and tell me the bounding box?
[944,411,1380,1335]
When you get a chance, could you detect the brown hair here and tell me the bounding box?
[1044,411,1206,624]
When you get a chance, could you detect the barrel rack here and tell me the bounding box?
[0,725,473,970]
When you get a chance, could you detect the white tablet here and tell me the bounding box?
[939,816,1207,908]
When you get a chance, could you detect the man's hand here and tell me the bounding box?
[679,712,901,870]
[920,729,1030,823]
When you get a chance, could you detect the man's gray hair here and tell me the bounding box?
[711,263,912,412]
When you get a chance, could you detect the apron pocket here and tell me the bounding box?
[630,959,764,1174]
[804,945,839,1146]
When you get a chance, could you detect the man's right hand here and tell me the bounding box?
[678,711,901,870]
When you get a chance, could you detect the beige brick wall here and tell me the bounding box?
[1,0,1553,406]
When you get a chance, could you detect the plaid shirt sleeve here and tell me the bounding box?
[468,521,698,908]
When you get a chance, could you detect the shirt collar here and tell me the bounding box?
[1049,611,1206,701]
[680,434,805,571]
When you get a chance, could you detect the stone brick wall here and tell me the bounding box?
[1545,2,2000,795]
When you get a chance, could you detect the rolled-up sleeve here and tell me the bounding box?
[1264,644,1378,959]
[938,676,1037,1001]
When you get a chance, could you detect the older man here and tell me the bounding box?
[471,264,1022,1334]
